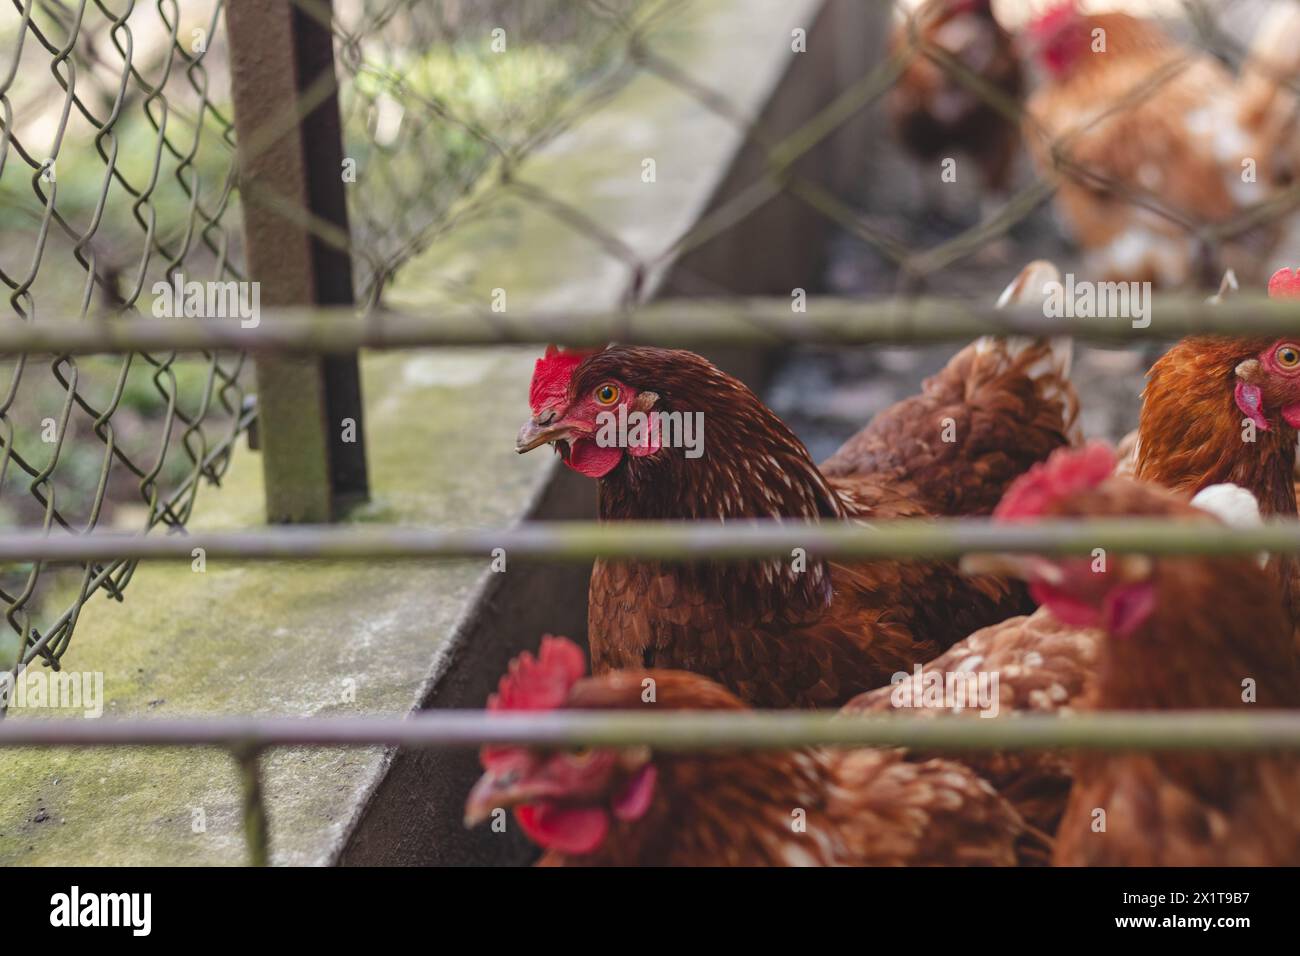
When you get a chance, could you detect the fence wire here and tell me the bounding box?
[326,0,655,309]
[0,0,252,682]
[294,0,1300,315]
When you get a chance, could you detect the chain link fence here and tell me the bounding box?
[4,0,1300,861]
[0,0,250,678]
[0,0,668,685]
[329,0,654,308]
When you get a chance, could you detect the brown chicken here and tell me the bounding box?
[514,266,1078,708]
[843,268,1300,839]
[463,635,1047,866]
[1235,2,1300,199]
[1135,267,1300,514]
[888,0,1023,200]
[820,260,1078,516]
[846,432,1286,835]
[1136,266,1300,635]
[974,447,1300,866]
[1021,4,1300,286]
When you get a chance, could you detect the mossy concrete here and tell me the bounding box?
[0,347,557,865]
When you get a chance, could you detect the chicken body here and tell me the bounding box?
[543,738,1038,867]
[1135,331,1300,643]
[846,375,1295,839]
[1043,484,1300,866]
[820,333,1079,515]
[842,607,1094,834]
[1023,9,1300,286]
[467,655,1046,867]
[575,336,1075,708]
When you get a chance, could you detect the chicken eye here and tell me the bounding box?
[1277,345,1300,369]
[594,384,620,406]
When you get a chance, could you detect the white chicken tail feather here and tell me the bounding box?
[1191,483,1268,569]
[1191,483,1262,527]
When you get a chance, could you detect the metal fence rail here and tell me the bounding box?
[1,518,1299,563]
[11,711,1300,751]
[6,295,1300,353]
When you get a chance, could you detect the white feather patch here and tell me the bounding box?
[1191,483,1267,569]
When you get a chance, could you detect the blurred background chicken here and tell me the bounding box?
[888,0,1024,220]
[1018,0,1300,287]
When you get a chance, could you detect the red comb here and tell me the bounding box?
[1269,268,1300,298]
[529,345,600,415]
[1029,1,1079,36]
[488,635,587,713]
[995,442,1116,521]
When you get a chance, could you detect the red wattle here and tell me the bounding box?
[516,803,610,855]
[1235,382,1271,432]
[1030,582,1101,629]
[566,438,624,478]
[1283,405,1300,429]
[1103,582,1157,638]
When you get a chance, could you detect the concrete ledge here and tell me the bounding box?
[337,467,593,866]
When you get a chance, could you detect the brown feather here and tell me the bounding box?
[842,608,1097,835]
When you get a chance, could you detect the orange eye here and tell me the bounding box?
[1278,345,1300,369]
[594,383,620,405]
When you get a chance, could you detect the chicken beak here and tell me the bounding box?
[516,415,572,454]
[464,769,526,828]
